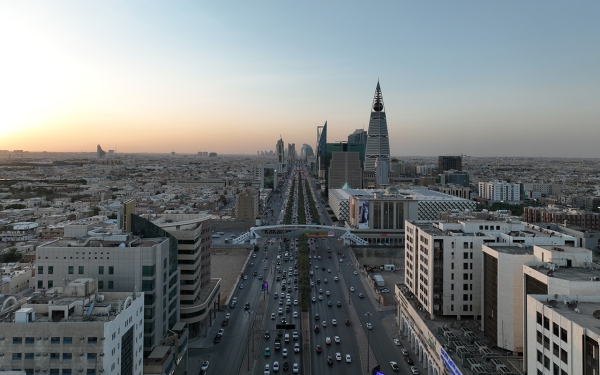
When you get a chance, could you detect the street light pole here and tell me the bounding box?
[366,312,372,374]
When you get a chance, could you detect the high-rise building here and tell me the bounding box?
[364,81,390,172]
[375,157,389,188]
[97,144,106,158]
[328,152,362,190]
[438,155,462,172]
[317,122,327,179]
[301,144,314,159]
[348,129,368,146]
[276,137,285,164]
[236,188,259,220]
[478,180,521,202]
[439,170,470,187]
[325,141,365,191]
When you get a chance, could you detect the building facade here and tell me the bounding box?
[364,81,390,173]
[478,180,521,202]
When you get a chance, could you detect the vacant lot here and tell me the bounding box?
[211,248,250,305]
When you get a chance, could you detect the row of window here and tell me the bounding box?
[12,353,97,360]
[536,311,568,343]
[13,337,98,344]
[38,280,114,289]
[536,350,568,375]
[536,330,568,364]
[38,266,114,275]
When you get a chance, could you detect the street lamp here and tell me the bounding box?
[365,312,372,374]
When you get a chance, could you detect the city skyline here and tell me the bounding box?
[1,2,599,157]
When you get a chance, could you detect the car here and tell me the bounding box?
[217,329,224,336]
[279,300,283,305]
[324,278,328,283]
[273,361,279,372]
[294,343,300,353]
[345,354,352,363]
[244,303,250,310]
[201,361,209,371]
[322,321,327,327]
[325,337,331,345]
[314,325,320,333]
[252,254,257,259]
[319,295,323,301]
[332,319,337,325]
[265,347,271,357]
[358,293,364,298]
[316,345,322,353]
[390,361,399,371]
[279,308,283,315]
[315,313,320,320]
[264,364,270,375]
[281,317,287,324]
[312,296,316,302]
[327,356,333,365]
[337,301,342,307]
[336,353,342,361]
[281,292,285,297]
[380,288,390,293]
[328,269,331,273]
[264,265,268,270]
[310,281,315,287]
[294,299,298,305]
[250,263,254,267]
[345,319,351,326]
[318,256,321,259]
[292,331,298,340]
[322,266,326,270]
[350,287,355,292]
[292,363,299,374]
[265,332,270,339]
[239,284,244,289]
[353,271,358,275]
[319,289,323,294]
[282,361,289,371]
[213,335,221,344]
[327,300,332,306]
[326,290,330,296]
[282,348,288,357]
[259,275,264,280]
[410,366,420,374]
[401,349,409,356]
[243,275,248,280]
[294,285,298,290]
[315,265,318,269]
[334,277,339,281]
[366,323,372,330]
[393,339,401,346]
[317,279,321,284]
[334,336,340,343]
[405,357,414,365]
[230,302,236,308]
[293,311,298,318]
[225,313,230,320]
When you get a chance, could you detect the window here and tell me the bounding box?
[543,335,550,350]
[48,266,53,274]
[48,280,53,288]
[68,266,73,274]
[25,353,34,360]
[463,242,469,249]
[560,328,567,343]
[98,280,103,289]
[451,294,454,301]
[553,323,559,337]
[463,273,469,280]
[553,363,559,375]
[87,370,96,375]
[451,263,454,269]
[12,353,22,360]
[63,370,72,375]
[63,353,72,360]
[63,337,72,344]
[544,355,550,369]
[544,316,550,330]
[463,263,469,270]
[463,252,469,259]
[38,280,43,289]
[451,284,454,290]
[87,353,97,359]
[13,337,22,344]
[79,266,84,274]
[463,284,469,291]
[553,343,559,356]
[51,337,60,344]
[537,350,543,364]
[451,273,454,280]
[143,265,156,277]
[50,370,59,375]
[88,337,98,344]
[537,312,542,325]
[25,337,34,344]
[108,281,114,289]
[109,266,114,275]
[463,304,468,311]
[463,294,469,301]
[50,353,60,360]
[98,266,104,275]
[38,266,43,274]
[560,349,568,364]
[537,331,543,344]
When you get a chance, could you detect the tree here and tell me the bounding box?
[253,245,259,252]
[92,206,100,215]
[1,248,22,263]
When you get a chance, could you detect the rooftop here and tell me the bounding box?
[530,294,600,337]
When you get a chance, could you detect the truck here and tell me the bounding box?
[372,274,385,287]
[383,264,395,272]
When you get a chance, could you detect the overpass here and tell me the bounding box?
[232,224,368,246]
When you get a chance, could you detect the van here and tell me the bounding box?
[284,334,290,343]
[211,234,221,238]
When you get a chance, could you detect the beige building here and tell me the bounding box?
[236,188,259,220]
[328,151,362,190]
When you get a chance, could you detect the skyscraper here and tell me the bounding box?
[97,144,106,158]
[276,137,285,164]
[438,155,462,172]
[364,81,390,172]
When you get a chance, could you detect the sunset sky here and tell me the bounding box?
[1,2,599,157]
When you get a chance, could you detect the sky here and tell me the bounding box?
[1,1,599,157]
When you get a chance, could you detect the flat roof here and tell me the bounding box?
[486,244,534,255]
[531,295,600,336]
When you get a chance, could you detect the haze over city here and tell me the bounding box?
[1,2,599,157]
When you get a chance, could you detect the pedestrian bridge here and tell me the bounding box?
[232,224,368,246]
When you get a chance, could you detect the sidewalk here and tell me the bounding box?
[346,247,395,313]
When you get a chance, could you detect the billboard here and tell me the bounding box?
[358,200,369,229]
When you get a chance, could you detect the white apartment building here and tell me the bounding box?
[478,180,520,202]
[36,224,180,354]
[0,279,144,375]
[527,294,600,375]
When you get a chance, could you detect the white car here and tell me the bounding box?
[293,311,299,318]
[225,313,230,320]
[411,366,420,375]
[271,313,276,320]
[278,308,283,315]
[294,343,300,353]
[393,339,401,346]
[282,348,288,357]
[350,287,355,292]
[390,361,399,371]
[332,319,337,325]
[353,271,358,275]
[336,352,342,361]
[292,363,299,374]
[325,336,331,344]
[322,321,327,327]
[326,291,330,296]
[334,336,340,343]
[366,323,373,330]
[201,361,209,371]
[312,296,316,302]
[264,364,270,375]
[318,295,323,301]
[346,354,352,363]
[334,277,339,281]
[294,300,298,305]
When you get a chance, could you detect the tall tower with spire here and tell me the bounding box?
[364,81,390,172]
